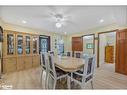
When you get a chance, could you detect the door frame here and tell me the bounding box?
[97,29,118,67]
[82,34,95,54]
[39,35,50,53]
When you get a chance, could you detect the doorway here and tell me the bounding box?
[82,34,95,54]
[98,30,117,72]
[39,35,50,53]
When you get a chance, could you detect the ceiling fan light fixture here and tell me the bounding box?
[22,20,27,24]
[56,22,62,28]
[64,32,67,35]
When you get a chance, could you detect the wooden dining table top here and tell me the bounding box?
[54,56,85,72]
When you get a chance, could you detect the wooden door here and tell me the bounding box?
[125,31,127,75]
[72,37,83,51]
[116,29,127,75]
[105,46,114,63]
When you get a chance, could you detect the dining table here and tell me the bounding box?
[54,56,85,72]
[54,56,85,89]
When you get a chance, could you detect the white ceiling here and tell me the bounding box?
[0,6,127,35]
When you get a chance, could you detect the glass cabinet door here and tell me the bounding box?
[33,37,38,54]
[7,34,14,55]
[17,35,23,55]
[25,36,30,54]
[41,38,48,52]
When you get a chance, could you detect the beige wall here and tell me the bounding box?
[0,19,4,26]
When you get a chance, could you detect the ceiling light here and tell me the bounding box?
[56,22,62,28]
[100,19,104,23]
[22,20,27,24]
[64,32,67,35]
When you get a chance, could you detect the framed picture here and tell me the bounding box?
[0,26,3,42]
[86,43,94,49]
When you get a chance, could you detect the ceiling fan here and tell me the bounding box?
[35,10,74,28]
[46,12,73,28]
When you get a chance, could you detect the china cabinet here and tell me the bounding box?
[2,30,40,73]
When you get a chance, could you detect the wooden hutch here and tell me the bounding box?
[2,30,40,73]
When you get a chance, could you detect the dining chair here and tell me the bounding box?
[40,52,48,89]
[75,51,83,58]
[48,51,55,56]
[47,54,69,89]
[82,53,89,59]
[66,51,71,57]
[72,51,75,57]
[68,55,96,89]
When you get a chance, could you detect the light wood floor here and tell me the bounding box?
[0,63,127,89]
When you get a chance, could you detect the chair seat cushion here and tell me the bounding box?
[70,72,93,82]
[85,75,93,82]
[76,70,83,74]
[56,67,68,77]
[49,67,68,77]
[73,73,83,82]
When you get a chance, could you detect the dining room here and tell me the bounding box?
[0,6,127,90]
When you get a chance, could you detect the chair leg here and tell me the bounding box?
[53,79,57,89]
[40,70,43,87]
[71,73,73,81]
[67,76,70,89]
[45,73,49,89]
[91,81,94,89]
